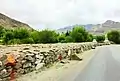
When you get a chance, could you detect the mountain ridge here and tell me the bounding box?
[57,20,120,35]
[0,13,33,30]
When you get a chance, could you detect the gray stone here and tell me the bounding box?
[35,63,45,70]
[35,55,40,59]
[17,68,24,74]
[26,53,35,56]
[23,47,30,50]
[23,63,32,68]
[0,42,107,79]
[35,60,41,64]
[15,62,22,69]
[70,54,83,61]
[0,61,2,66]
[21,60,26,64]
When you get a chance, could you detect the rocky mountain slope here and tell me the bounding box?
[57,20,120,35]
[57,24,95,33]
[90,20,120,35]
[0,13,33,30]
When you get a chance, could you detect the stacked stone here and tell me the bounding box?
[0,42,107,80]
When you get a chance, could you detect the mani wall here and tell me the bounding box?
[0,42,109,81]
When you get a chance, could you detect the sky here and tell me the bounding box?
[0,0,120,30]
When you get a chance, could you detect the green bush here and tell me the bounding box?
[107,30,120,44]
[0,26,97,44]
[39,29,58,43]
[65,36,73,42]
[8,39,21,44]
[57,34,65,42]
[3,31,14,44]
[21,38,34,44]
[96,35,105,42]
[13,28,30,39]
[86,34,93,42]
[60,40,67,43]
[31,31,40,43]
[0,26,5,38]
[70,26,88,42]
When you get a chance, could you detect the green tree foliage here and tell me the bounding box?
[65,36,73,42]
[86,34,93,42]
[3,31,14,44]
[0,26,95,44]
[107,30,120,44]
[39,29,58,43]
[57,31,73,43]
[8,39,21,44]
[0,26,5,38]
[70,26,88,42]
[3,28,31,44]
[21,38,34,44]
[65,30,70,36]
[96,35,105,42]
[13,28,30,39]
[31,31,40,43]
[57,34,66,43]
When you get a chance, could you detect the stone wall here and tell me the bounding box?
[0,42,108,80]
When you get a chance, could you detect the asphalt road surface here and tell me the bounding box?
[74,45,120,81]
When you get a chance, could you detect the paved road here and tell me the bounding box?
[74,45,120,81]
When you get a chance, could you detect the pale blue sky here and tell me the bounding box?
[1,0,120,30]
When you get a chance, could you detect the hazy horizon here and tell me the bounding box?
[1,0,120,30]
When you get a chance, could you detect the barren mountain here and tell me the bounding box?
[90,20,120,35]
[0,13,33,30]
[57,24,95,33]
[57,20,120,35]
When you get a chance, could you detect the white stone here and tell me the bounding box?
[35,63,44,70]
[35,60,41,64]
[2,69,7,73]
[68,49,71,56]
[0,61,2,66]
[26,53,34,56]
[35,55,40,59]
[92,39,97,44]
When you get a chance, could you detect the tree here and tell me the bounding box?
[96,35,105,42]
[21,38,34,44]
[65,30,70,36]
[8,39,21,44]
[13,28,30,39]
[0,26,5,38]
[39,29,58,43]
[86,34,93,42]
[3,31,14,44]
[31,31,40,43]
[107,30,120,44]
[70,26,88,42]
[65,36,73,42]
[57,34,66,43]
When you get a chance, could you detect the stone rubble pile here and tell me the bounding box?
[0,42,109,80]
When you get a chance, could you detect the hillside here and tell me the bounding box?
[57,20,120,35]
[0,13,33,30]
[57,24,98,33]
[57,24,95,33]
[90,20,120,35]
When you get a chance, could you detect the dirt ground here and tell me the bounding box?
[16,47,99,81]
